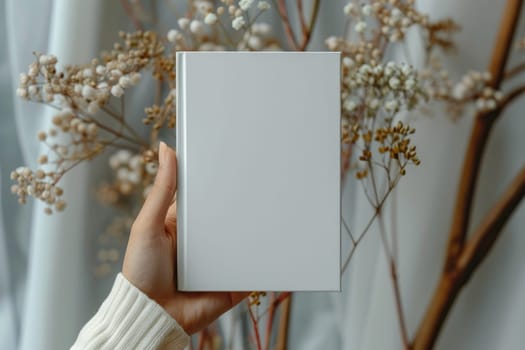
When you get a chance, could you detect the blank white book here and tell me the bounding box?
[176,51,340,291]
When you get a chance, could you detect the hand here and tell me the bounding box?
[122,141,249,334]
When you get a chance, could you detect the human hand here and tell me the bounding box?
[122,141,249,334]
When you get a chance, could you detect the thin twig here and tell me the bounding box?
[298,0,320,51]
[275,294,292,350]
[390,260,411,350]
[342,217,356,243]
[296,0,308,36]
[274,0,299,50]
[504,60,525,80]
[265,293,276,350]
[341,176,400,272]
[248,303,263,350]
[119,0,143,30]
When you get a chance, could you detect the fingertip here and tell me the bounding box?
[136,141,177,229]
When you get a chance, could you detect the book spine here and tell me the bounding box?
[176,52,188,290]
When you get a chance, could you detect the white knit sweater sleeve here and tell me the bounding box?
[71,273,190,350]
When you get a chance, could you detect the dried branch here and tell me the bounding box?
[119,0,144,31]
[275,294,292,350]
[297,0,320,51]
[414,1,524,349]
[275,0,299,50]
[390,260,410,350]
[296,0,308,37]
[248,303,263,350]
[458,165,525,281]
[443,0,522,272]
[274,0,320,51]
[265,293,276,350]
[504,61,525,80]
[413,165,525,350]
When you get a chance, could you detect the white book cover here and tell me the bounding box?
[176,51,340,291]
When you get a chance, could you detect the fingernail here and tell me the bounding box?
[159,141,167,166]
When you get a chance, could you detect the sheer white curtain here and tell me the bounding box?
[1,0,524,349]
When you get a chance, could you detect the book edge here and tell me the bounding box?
[176,52,188,290]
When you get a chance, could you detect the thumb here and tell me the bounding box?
[136,141,177,230]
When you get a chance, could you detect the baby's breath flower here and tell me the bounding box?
[195,0,213,14]
[55,200,66,212]
[81,85,97,100]
[355,21,367,33]
[252,22,271,37]
[362,4,373,16]
[342,57,354,68]
[82,68,94,78]
[325,36,340,50]
[248,35,263,50]
[385,99,399,112]
[28,84,39,97]
[389,77,400,89]
[110,85,124,97]
[178,18,190,30]
[343,3,354,16]
[190,20,205,36]
[145,162,158,175]
[96,65,106,75]
[167,29,180,43]
[257,1,270,10]
[37,131,47,141]
[38,155,48,164]
[19,73,29,84]
[239,0,254,11]
[28,63,38,77]
[119,75,132,88]
[39,54,57,65]
[232,16,245,30]
[204,13,218,25]
[16,88,28,98]
[344,99,358,112]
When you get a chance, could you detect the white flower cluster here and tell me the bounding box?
[232,16,246,30]
[325,36,343,51]
[342,1,425,43]
[238,22,276,50]
[168,0,275,50]
[108,150,157,195]
[44,108,99,143]
[17,52,142,113]
[451,71,502,112]
[343,61,425,115]
[10,167,66,214]
[231,0,270,31]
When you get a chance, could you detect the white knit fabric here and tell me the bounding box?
[71,274,189,350]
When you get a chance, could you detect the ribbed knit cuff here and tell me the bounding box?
[71,273,189,350]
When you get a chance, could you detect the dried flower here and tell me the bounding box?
[249,291,266,306]
[257,1,270,11]
[355,21,367,33]
[190,20,205,36]
[178,18,190,30]
[239,0,254,11]
[204,13,218,25]
[232,16,245,30]
[343,3,354,16]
